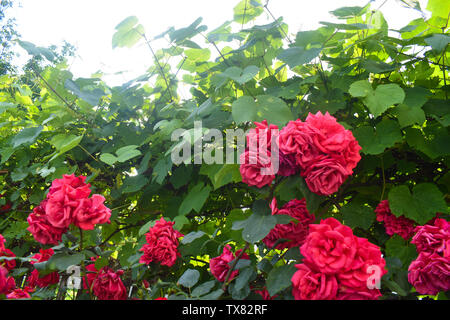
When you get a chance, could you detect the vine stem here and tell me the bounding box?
[222,242,250,292]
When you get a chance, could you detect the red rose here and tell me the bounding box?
[91,267,127,300]
[0,266,15,295]
[279,119,318,169]
[209,244,249,282]
[27,200,67,245]
[254,287,277,300]
[239,150,275,188]
[302,155,349,196]
[28,248,59,288]
[47,174,91,198]
[0,234,5,251]
[246,120,279,150]
[337,237,387,299]
[375,200,416,240]
[0,248,15,272]
[139,217,183,267]
[154,297,168,300]
[411,218,450,254]
[73,194,111,230]
[278,150,299,177]
[300,217,357,274]
[45,174,92,229]
[6,286,33,299]
[408,251,450,295]
[291,263,338,300]
[263,198,315,250]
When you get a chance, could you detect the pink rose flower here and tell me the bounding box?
[291,263,338,300]
[302,155,349,196]
[73,194,111,230]
[300,217,358,274]
[408,251,450,295]
[375,200,416,240]
[239,150,275,188]
[336,286,382,300]
[411,218,450,254]
[27,200,67,245]
[47,174,91,198]
[209,244,249,282]
[0,234,5,251]
[139,217,183,267]
[263,198,315,250]
[27,248,59,288]
[92,267,127,300]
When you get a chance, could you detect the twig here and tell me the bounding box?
[222,242,250,292]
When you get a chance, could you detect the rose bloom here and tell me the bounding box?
[302,155,349,196]
[291,263,338,300]
[73,194,111,230]
[300,217,358,274]
[139,217,183,267]
[375,200,416,240]
[337,237,387,300]
[411,218,450,254]
[254,287,277,300]
[6,286,33,299]
[408,251,450,295]
[246,120,279,150]
[45,174,92,229]
[263,198,315,250]
[27,200,67,245]
[278,150,299,177]
[209,244,249,282]
[28,248,59,288]
[305,111,361,173]
[92,267,127,300]
[0,247,16,272]
[278,119,319,170]
[239,150,275,188]
[0,265,15,295]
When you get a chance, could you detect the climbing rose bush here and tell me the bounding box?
[210,245,250,282]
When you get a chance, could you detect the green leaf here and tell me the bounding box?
[11,126,43,148]
[221,65,259,85]
[232,95,293,127]
[329,6,366,19]
[64,79,105,106]
[47,253,85,271]
[349,80,372,97]
[191,280,216,297]
[341,203,375,230]
[177,269,200,288]
[233,0,264,24]
[178,182,211,215]
[392,104,425,128]
[232,199,277,243]
[213,164,242,190]
[115,145,142,163]
[388,183,447,224]
[385,235,417,267]
[99,153,117,166]
[425,34,450,53]
[266,264,297,296]
[277,47,322,69]
[181,231,206,244]
[112,16,144,48]
[426,0,450,19]
[353,119,402,155]
[50,134,83,154]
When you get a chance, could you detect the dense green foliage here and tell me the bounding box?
[0,0,449,300]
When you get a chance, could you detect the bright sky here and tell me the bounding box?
[9,0,429,85]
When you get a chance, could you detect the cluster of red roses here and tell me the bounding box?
[291,217,387,300]
[239,112,361,196]
[27,174,112,245]
[262,198,315,250]
[139,217,183,267]
[375,200,417,240]
[408,218,450,295]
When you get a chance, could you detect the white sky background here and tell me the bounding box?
[8,0,430,86]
